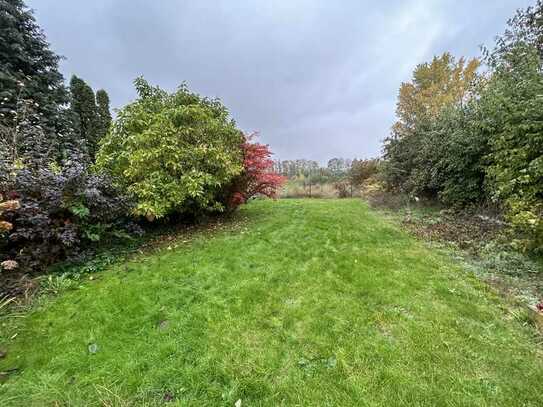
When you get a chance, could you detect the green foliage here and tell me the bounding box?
[0,0,71,159]
[69,201,90,219]
[68,78,112,162]
[39,274,80,296]
[382,2,543,250]
[96,77,244,219]
[383,53,482,201]
[384,102,490,206]
[431,104,491,206]
[484,44,543,251]
[96,89,112,141]
[474,3,543,251]
[69,75,99,159]
[349,158,380,187]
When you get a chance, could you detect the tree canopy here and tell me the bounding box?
[0,0,69,134]
[392,53,480,139]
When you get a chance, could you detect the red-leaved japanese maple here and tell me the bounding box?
[228,134,285,208]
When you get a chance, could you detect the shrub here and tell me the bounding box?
[381,2,543,252]
[484,44,543,251]
[349,159,380,187]
[96,78,244,219]
[0,156,135,273]
[224,134,285,208]
[1,98,135,274]
[382,96,492,207]
[334,180,351,198]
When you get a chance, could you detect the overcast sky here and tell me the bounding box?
[28,0,530,163]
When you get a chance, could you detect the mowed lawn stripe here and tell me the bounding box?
[1,199,542,406]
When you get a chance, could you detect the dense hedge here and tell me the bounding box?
[485,44,543,250]
[382,2,543,251]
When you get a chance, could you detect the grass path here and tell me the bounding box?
[1,199,542,406]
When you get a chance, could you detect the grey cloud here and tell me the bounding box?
[29,0,531,163]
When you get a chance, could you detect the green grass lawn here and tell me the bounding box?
[1,199,542,406]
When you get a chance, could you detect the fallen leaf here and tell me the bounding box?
[0,367,18,382]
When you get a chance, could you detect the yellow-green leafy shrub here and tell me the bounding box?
[97,78,244,219]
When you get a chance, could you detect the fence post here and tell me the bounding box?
[309,169,312,198]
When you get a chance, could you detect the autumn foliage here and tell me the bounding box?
[228,134,286,208]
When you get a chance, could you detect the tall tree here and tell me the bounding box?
[96,89,112,141]
[391,53,479,139]
[383,53,480,193]
[0,0,70,155]
[69,75,99,159]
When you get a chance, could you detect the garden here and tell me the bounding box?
[1,0,543,405]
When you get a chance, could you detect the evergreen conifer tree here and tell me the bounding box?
[96,89,112,140]
[0,0,70,158]
[69,75,99,159]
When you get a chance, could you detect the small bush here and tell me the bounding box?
[223,134,285,208]
[334,180,351,198]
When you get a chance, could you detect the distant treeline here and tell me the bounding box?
[273,158,359,183]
